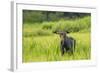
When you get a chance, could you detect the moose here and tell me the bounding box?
[54,31,76,56]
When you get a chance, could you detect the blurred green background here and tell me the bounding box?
[22,10,91,62]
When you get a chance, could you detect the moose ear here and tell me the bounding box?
[53,30,61,34]
[66,31,70,33]
[53,31,57,33]
[52,30,58,34]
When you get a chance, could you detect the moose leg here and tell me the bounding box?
[71,39,76,54]
[71,39,76,59]
[68,42,73,55]
[60,45,64,56]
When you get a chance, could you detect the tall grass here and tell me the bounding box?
[23,32,90,62]
[23,16,90,37]
[22,16,91,62]
[42,16,91,33]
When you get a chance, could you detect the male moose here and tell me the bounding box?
[55,31,76,56]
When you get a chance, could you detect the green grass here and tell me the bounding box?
[23,32,90,62]
[22,16,91,62]
[23,16,91,37]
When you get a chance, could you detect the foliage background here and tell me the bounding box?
[23,10,91,62]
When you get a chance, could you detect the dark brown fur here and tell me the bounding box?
[56,31,76,56]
